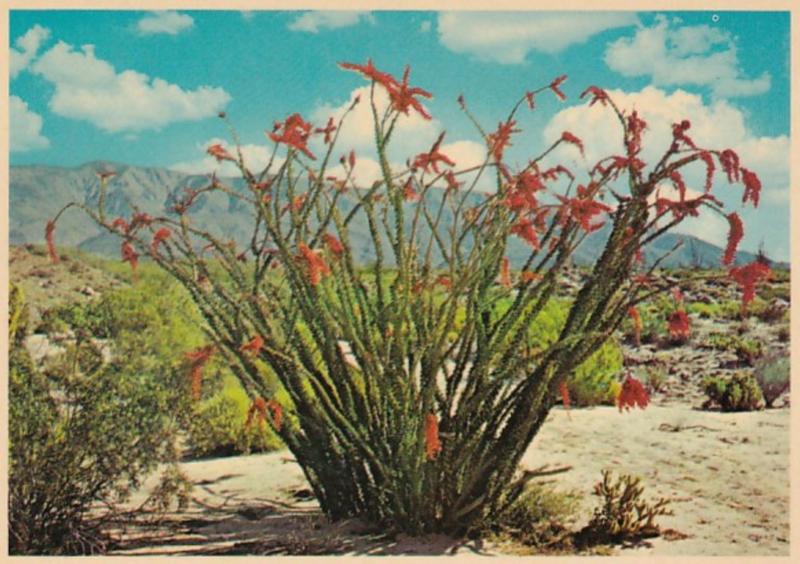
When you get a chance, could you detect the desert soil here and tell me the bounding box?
[108,402,790,557]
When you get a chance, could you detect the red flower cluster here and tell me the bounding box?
[722,212,743,266]
[730,261,771,313]
[315,117,337,144]
[617,375,649,412]
[298,242,332,286]
[667,309,691,341]
[268,113,316,160]
[499,257,512,288]
[549,75,568,101]
[698,151,715,192]
[628,306,642,346]
[239,335,264,356]
[740,168,761,207]
[719,149,740,183]
[560,131,584,156]
[487,120,520,162]
[580,85,608,107]
[150,227,172,256]
[556,189,612,233]
[323,233,345,257]
[402,177,420,201]
[121,241,139,272]
[185,345,216,400]
[245,396,268,428]
[339,59,432,120]
[425,412,442,460]
[626,111,647,155]
[511,217,541,248]
[413,132,456,174]
[671,119,696,149]
[559,381,571,410]
[207,143,235,162]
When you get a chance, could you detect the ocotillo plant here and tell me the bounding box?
[47,60,766,535]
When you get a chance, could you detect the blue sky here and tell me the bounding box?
[9,10,791,259]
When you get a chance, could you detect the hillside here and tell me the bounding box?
[10,162,771,269]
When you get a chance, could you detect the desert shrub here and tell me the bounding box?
[753,354,790,408]
[185,374,284,458]
[8,284,183,555]
[702,373,764,411]
[685,301,723,319]
[702,332,763,366]
[642,365,667,393]
[481,481,580,550]
[580,470,671,544]
[51,61,769,535]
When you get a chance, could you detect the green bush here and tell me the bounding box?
[753,354,790,408]
[702,373,764,411]
[9,284,183,555]
[184,374,283,458]
[483,482,580,550]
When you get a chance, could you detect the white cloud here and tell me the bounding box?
[31,41,230,133]
[541,86,788,253]
[10,24,51,79]
[437,12,638,64]
[137,11,194,35]
[310,85,441,163]
[170,138,282,177]
[287,11,375,33]
[605,15,770,98]
[10,95,50,152]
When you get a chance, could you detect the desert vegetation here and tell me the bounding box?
[8,59,789,555]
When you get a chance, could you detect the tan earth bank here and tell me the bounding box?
[108,403,790,557]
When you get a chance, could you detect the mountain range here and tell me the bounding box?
[9,161,775,269]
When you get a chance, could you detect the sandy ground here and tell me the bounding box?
[109,404,790,556]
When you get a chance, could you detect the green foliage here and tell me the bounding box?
[685,301,723,319]
[8,284,183,555]
[753,354,790,408]
[185,374,284,458]
[702,372,764,411]
[582,470,671,543]
[702,332,763,366]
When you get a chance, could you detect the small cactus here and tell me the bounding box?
[703,372,764,411]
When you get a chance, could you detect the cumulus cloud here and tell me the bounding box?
[30,41,230,133]
[170,138,282,177]
[10,95,50,152]
[287,11,374,33]
[605,15,771,98]
[136,11,194,35]
[437,12,638,64]
[541,86,788,251]
[10,24,51,79]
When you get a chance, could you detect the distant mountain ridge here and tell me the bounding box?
[9,161,778,269]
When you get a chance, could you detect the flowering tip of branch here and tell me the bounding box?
[511,217,541,249]
[207,143,235,162]
[549,75,568,101]
[499,257,512,288]
[730,261,771,313]
[185,345,216,401]
[425,413,442,460]
[628,307,642,346]
[121,241,139,272]
[487,120,520,162]
[525,91,535,110]
[741,168,761,208]
[402,177,420,202]
[323,233,345,256]
[559,382,571,410]
[560,131,584,156]
[240,335,264,356]
[298,242,332,286]
[314,117,337,145]
[150,227,172,256]
[719,149,741,183]
[45,219,59,264]
[413,132,456,173]
[667,309,690,341]
[580,85,608,107]
[617,375,649,412]
[722,212,744,266]
[268,113,316,160]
